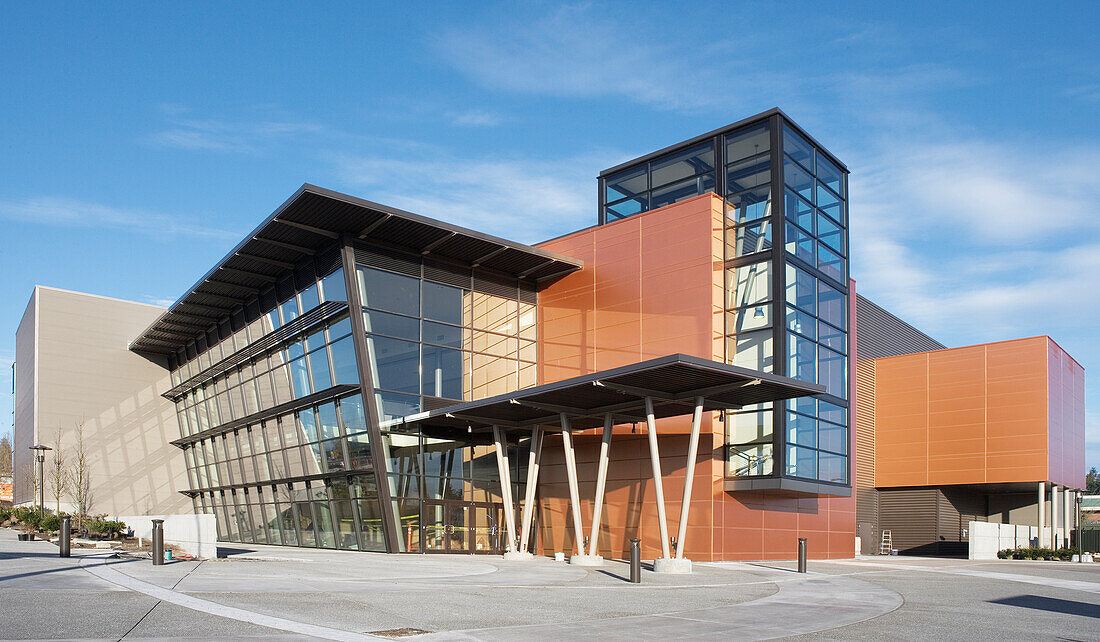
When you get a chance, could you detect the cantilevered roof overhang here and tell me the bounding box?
[387,354,826,434]
[129,184,583,355]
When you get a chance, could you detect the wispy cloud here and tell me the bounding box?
[0,196,240,240]
[331,148,607,243]
[434,5,780,113]
[139,295,176,307]
[447,109,506,127]
[146,105,325,154]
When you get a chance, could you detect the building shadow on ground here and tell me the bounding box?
[989,595,1100,619]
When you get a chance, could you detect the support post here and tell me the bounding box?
[559,414,586,558]
[492,426,518,553]
[59,515,70,558]
[587,414,613,557]
[1052,485,1059,549]
[1037,481,1046,547]
[644,397,671,562]
[517,426,543,555]
[1064,487,1073,549]
[674,397,704,561]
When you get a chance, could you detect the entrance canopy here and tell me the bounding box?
[390,353,825,434]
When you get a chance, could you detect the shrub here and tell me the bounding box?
[87,518,126,538]
[39,514,60,532]
[0,507,11,522]
[996,549,1012,559]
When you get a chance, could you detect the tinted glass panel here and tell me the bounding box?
[784,189,814,230]
[786,305,816,339]
[817,155,844,196]
[421,344,463,399]
[728,262,771,308]
[817,244,844,283]
[725,122,770,163]
[650,142,715,188]
[651,173,715,209]
[785,223,814,265]
[818,452,846,483]
[606,195,647,220]
[299,284,320,314]
[726,185,770,223]
[358,267,419,316]
[363,309,419,341]
[819,420,846,455]
[422,321,462,348]
[818,320,845,353]
[726,153,770,193]
[339,395,368,435]
[280,298,299,324]
[299,408,319,443]
[329,336,359,384]
[366,335,419,394]
[308,348,332,392]
[317,402,340,440]
[290,356,311,398]
[785,265,816,314]
[819,346,847,398]
[787,445,817,479]
[783,158,814,201]
[817,214,843,253]
[783,125,814,171]
[787,412,816,447]
[320,268,347,302]
[817,281,845,329]
[605,166,647,202]
[376,391,419,422]
[423,281,463,325]
[788,334,816,382]
[735,220,771,256]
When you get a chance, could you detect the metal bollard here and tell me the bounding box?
[797,537,807,573]
[59,515,71,558]
[629,538,642,583]
[152,519,164,565]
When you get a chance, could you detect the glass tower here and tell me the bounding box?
[598,109,850,493]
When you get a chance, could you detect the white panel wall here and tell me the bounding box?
[968,521,1065,560]
[114,513,217,559]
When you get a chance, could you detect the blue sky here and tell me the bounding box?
[1,2,1098,471]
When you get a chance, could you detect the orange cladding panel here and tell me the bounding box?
[873,336,1084,487]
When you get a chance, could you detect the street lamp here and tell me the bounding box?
[29,445,51,517]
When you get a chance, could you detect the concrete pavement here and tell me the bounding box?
[2,527,1098,640]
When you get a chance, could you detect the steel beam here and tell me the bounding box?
[274,218,340,238]
[252,236,316,255]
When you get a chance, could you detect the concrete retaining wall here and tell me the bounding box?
[114,514,217,559]
[968,521,1067,560]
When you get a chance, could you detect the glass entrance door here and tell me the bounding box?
[422,500,503,554]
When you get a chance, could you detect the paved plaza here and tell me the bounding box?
[0,528,1097,640]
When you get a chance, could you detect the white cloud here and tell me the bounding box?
[139,296,176,308]
[0,196,240,241]
[331,150,605,243]
[433,5,778,113]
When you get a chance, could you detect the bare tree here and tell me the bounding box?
[0,435,13,478]
[18,461,37,510]
[47,427,68,514]
[67,421,93,532]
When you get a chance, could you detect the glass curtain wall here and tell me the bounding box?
[602,142,717,222]
[355,265,537,422]
[723,116,850,486]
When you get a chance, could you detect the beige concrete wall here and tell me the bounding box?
[14,289,37,505]
[16,286,191,515]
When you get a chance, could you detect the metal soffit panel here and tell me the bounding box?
[129,184,583,355]
[390,354,825,433]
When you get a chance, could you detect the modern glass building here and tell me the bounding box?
[599,109,851,493]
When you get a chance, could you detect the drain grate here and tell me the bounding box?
[368,628,433,638]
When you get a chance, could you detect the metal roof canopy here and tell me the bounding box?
[388,354,826,434]
[130,184,584,355]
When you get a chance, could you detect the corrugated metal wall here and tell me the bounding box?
[879,486,988,555]
[854,295,944,554]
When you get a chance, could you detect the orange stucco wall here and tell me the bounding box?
[874,336,1084,489]
[532,194,855,560]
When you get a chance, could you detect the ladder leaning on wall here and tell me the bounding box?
[880,530,893,555]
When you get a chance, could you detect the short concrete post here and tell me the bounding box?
[152,519,164,565]
[629,538,641,583]
[59,515,71,558]
[797,538,807,573]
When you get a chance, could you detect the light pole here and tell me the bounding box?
[29,445,51,516]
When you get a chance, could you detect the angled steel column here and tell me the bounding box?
[587,413,614,556]
[518,426,544,554]
[492,425,518,552]
[341,238,400,552]
[645,397,671,560]
[675,396,705,559]
[560,413,585,556]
